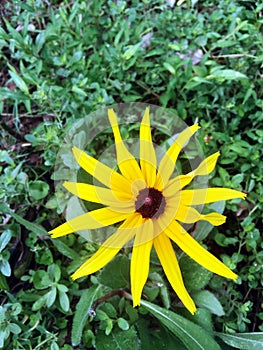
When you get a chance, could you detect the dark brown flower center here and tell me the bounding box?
[135,187,166,219]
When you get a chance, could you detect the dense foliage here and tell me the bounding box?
[0,1,262,349]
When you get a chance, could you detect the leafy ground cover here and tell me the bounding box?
[0,0,262,349]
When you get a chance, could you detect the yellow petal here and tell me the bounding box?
[63,182,134,210]
[163,152,220,196]
[155,124,200,190]
[175,205,226,226]
[163,174,193,198]
[108,109,144,181]
[165,221,238,280]
[140,107,157,187]
[131,219,153,306]
[49,207,128,238]
[72,146,132,194]
[178,188,246,205]
[190,152,220,177]
[71,213,139,279]
[154,233,196,314]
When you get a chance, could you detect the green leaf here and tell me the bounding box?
[117,317,129,331]
[140,300,221,350]
[163,62,176,75]
[192,290,225,316]
[0,259,11,276]
[32,295,47,311]
[216,332,263,350]
[95,326,139,350]
[28,180,49,200]
[206,69,247,81]
[136,318,186,350]
[0,202,48,236]
[46,287,57,307]
[9,70,29,94]
[0,229,12,252]
[0,273,9,291]
[8,323,21,335]
[123,43,141,60]
[98,255,130,289]
[51,239,80,260]
[179,256,213,291]
[33,270,52,290]
[59,290,70,312]
[71,285,104,346]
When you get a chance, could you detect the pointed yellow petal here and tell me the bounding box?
[140,107,157,187]
[71,213,139,279]
[131,219,153,306]
[63,182,134,211]
[154,233,196,314]
[49,208,128,238]
[200,212,226,226]
[163,152,220,196]
[155,124,200,190]
[178,188,246,205]
[190,152,220,177]
[165,221,238,280]
[163,174,193,198]
[108,109,144,181]
[175,205,226,226]
[72,146,132,194]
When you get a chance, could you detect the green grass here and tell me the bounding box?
[0,1,262,349]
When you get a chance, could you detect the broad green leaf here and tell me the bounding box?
[9,70,29,94]
[95,326,139,350]
[177,308,214,335]
[136,318,186,350]
[0,202,48,236]
[140,300,221,350]
[216,332,263,350]
[98,255,130,289]
[192,290,225,316]
[8,323,21,335]
[0,259,11,277]
[71,285,104,346]
[0,229,12,252]
[117,317,129,331]
[33,270,52,290]
[28,180,49,200]
[179,256,213,291]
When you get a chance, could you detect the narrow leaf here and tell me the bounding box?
[140,300,221,350]
[216,332,263,350]
[71,285,103,346]
[9,70,29,94]
[0,202,48,236]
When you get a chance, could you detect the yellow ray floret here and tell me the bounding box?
[165,221,238,280]
[50,207,129,238]
[108,109,144,182]
[140,107,157,187]
[154,233,196,314]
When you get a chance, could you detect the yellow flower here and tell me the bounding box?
[50,108,246,314]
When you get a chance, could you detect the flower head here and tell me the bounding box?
[50,108,246,314]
